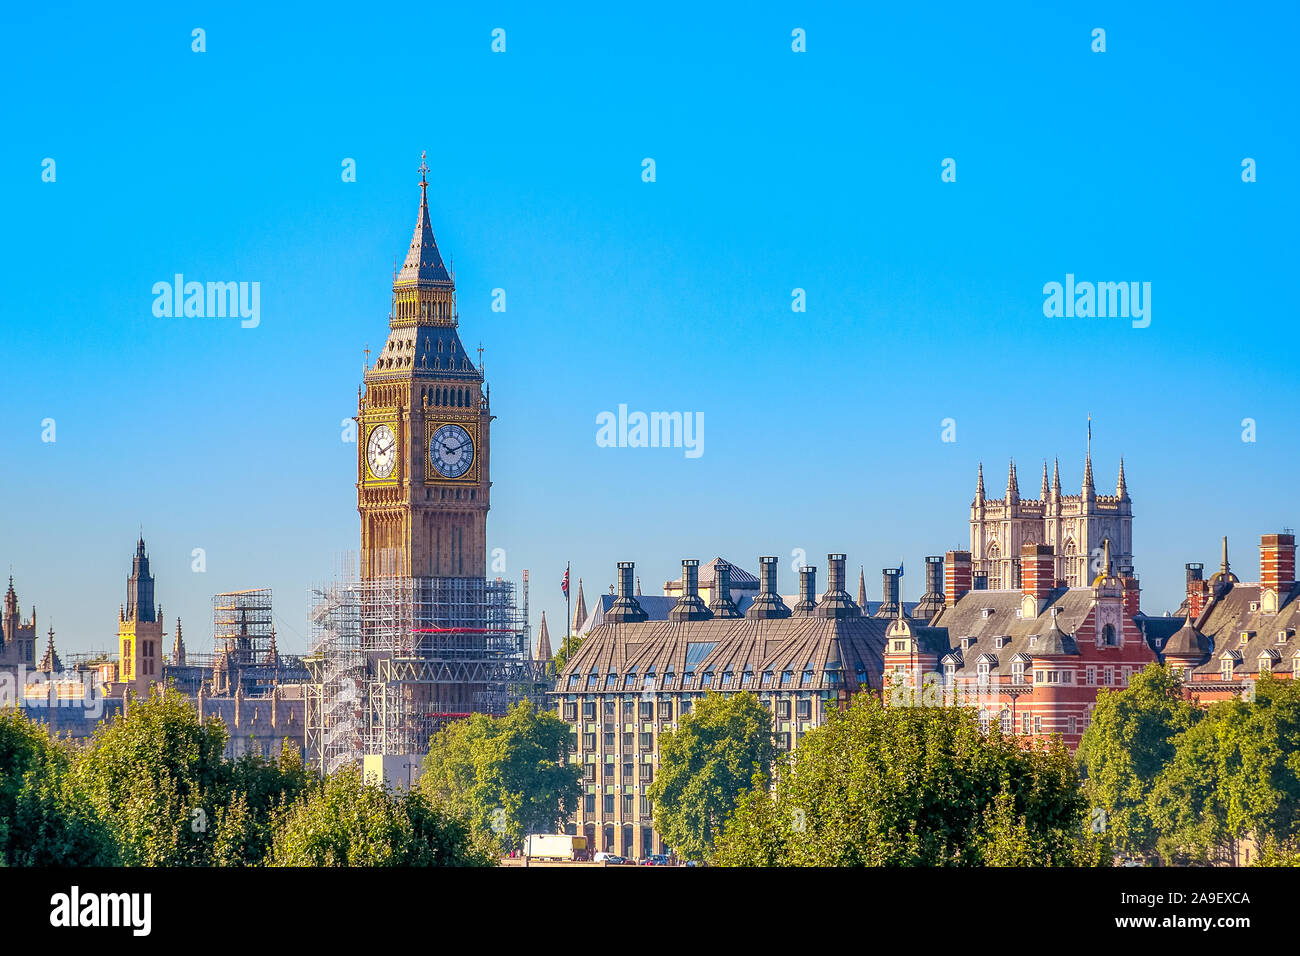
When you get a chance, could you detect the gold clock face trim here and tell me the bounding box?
[366,423,397,479]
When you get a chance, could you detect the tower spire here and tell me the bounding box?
[1220,535,1230,576]
[1117,457,1129,499]
[1040,460,1049,500]
[536,610,553,661]
[975,462,985,502]
[1083,416,1095,494]
[1051,457,1061,497]
[857,566,867,608]
[1006,458,1019,501]
[392,151,452,321]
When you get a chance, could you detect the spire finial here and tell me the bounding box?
[1117,456,1128,498]
[1040,460,1049,499]
[1221,535,1230,575]
[975,461,985,502]
[418,150,429,194]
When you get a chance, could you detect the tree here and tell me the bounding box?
[553,634,584,673]
[421,701,581,852]
[0,709,116,865]
[647,691,776,861]
[713,693,1098,866]
[72,687,235,865]
[1076,663,1200,860]
[267,765,494,866]
[1151,676,1300,864]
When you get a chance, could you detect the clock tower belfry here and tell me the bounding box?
[357,156,491,580]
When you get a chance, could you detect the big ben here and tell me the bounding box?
[357,154,491,580]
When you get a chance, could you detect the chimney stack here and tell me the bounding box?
[945,551,972,608]
[1185,562,1209,619]
[1261,532,1296,614]
[1021,543,1055,617]
[747,556,792,619]
[605,561,649,623]
[707,561,742,618]
[817,553,860,618]
[876,568,901,618]
[793,566,818,615]
[1119,565,1141,618]
[669,559,713,622]
[915,556,946,620]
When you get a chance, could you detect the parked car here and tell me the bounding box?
[641,854,672,866]
[594,853,629,865]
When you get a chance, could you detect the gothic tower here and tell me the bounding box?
[357,155,491,580]
[118,536,163,696]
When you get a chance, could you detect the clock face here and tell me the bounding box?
[430,423,474,479]
[366,424,397,479]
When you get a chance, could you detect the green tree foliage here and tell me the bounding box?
[420,701,581,852]
[646,691,777,862]
[1151,675,1300,864]
[0,709,116,865]
[1076,663,1200,859]
[553,634,584,673]
[268,765,495,866]
[70,687,311,866]
[713,694,1098,866]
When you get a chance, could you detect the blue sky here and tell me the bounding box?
[2,2,1296,655]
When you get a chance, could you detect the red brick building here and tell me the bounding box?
[1159,532,1298,703]
[883,540,1156,751]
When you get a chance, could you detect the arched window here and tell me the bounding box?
[986,543,1002,590]
[1103,624,1117,647]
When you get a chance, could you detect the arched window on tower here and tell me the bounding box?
[986,543,1002,590]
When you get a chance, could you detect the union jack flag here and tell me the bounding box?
[561,567,569,598]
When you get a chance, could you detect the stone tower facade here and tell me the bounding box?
[969,451,1132,590]
[117,537,164,696]
[357,155,491,580]
[1,577,37,670]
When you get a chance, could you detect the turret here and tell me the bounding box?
[793,566,818,616]
[605,562,649,623]
[816,554,860,619]
[669,560,714,621]
[707,562,742,619]
[747,556,792,620]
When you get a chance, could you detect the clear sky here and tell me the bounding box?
[2,1,1296,656]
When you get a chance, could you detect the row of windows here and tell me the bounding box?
[977,710,1087,736]
[568,668,858,691]
[565,697,813,725]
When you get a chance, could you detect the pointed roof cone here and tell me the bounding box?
[1006,459,1019,500]
[1083,450,1095,494]
[975,462,985,502]
[857,566,867,608]
[40,625,62,672]
[1117,457,1129,499]
[1040,460,1049,500]
[572,578,588,633]
[1164,610,1211,660]
[396,152,452,286]
[535,611,553,661]
[636,576,642,596]
[173,617,186,667]
[1052,457,1061,496]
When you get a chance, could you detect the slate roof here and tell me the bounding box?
[370,325,481,380]
[928,589,1098,677]
[1190,581,1300,678]
[556,613,889,695]
[396,184,452,286]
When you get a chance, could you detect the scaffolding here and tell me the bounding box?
[210,589,296,697]
[305,566,549,774]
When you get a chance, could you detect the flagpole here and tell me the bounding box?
[565,561,571,665]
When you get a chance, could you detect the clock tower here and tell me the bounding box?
[357,156,491,580]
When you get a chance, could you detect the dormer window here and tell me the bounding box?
[1279,629,1295,644]
[995,636,1007,650]
[1221,658,1234,680]
[1240,631,1253,645]
[1259,656,1273,676]
[1011,661,1025,683]
[977,661,990,685]
[944,662,956,685]
[981,608,995,619]
[960,637,972,651]
[1029,635,1038,648]
[1249,602,1259,612]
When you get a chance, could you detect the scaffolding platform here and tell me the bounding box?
[305,561,548,775]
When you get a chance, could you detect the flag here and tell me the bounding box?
[561,566,569,598]
[899,559,905,577]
